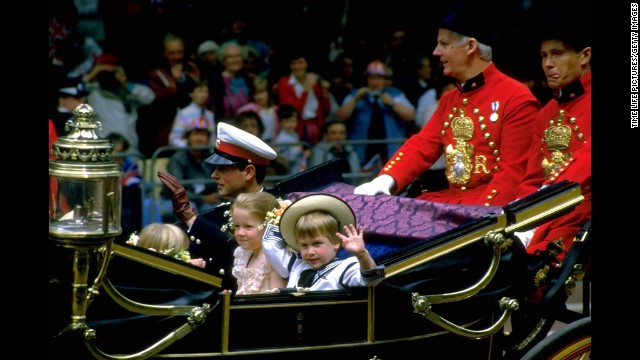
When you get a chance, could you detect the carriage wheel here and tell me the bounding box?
[520,316,590,360]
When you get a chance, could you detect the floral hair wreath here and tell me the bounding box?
[262,198,292,229]
[220,198,292,233]
[126,232,191,262]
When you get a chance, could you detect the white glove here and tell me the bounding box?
[513,229,535,248]
[354,174,395,195]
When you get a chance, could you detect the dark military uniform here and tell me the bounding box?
[185,202,236,291]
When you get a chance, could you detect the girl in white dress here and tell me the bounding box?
[228,192,287,294]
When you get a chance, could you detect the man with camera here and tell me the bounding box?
[83,52,155,151]
[335,60,415,169]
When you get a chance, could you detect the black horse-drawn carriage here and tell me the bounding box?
[49,161,591,360]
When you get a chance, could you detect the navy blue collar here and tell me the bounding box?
[457,72,486,93]
[554,78,586,104]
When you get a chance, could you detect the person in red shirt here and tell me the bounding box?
[514,2,591,262]
[503,4,591,357]
[275,49,331,146]
[49,118,60,216]
[354,2,540,207]
[49,119,58,159]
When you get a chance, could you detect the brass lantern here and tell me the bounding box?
[49,104,122,246]
[50,104,213,359]
[49,103,122,339]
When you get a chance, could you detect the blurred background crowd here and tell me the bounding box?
[49,0,561,235]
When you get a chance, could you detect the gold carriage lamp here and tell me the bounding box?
[49,104,122,354]
[50,104,213,360]
[49,103,122,244]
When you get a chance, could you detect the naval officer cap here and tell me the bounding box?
[205,122,277,166]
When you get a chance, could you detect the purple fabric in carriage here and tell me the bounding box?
[287,182,502,259]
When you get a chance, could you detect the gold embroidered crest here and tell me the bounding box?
[541,151,570,178]
[541,110,574,178]
[446,143,474,184]
[445,104,475,185]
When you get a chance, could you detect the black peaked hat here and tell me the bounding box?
[439,1,499,47]
[537,2,591,51]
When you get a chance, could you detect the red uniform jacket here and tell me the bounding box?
[516,71,591,259]
[380,63,540,206]
[276,75,331,146]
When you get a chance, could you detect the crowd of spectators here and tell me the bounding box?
[49,0,557,228]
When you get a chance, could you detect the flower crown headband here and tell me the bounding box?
[221,197,292,233]
[126,232,191,262]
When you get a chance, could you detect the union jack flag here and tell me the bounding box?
[49,18,70,47]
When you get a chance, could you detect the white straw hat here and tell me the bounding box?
[279,194,356,252]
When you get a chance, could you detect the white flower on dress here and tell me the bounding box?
[126,233,139,246]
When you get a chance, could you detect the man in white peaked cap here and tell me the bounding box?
[158,122,277,291]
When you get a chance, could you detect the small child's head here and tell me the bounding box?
[185,117,212,146]
[236,110,265,138]
[277,104,298,133]
[252,76,272,107]
[322,120,348,144]
[106,132,130,164]
[294,211,342,268]
[279,194,356,269]
[186,77,210,107]
[106,132,130,153]
[231,192,279,251]
[135,223,189,258]
[437,77,457,100]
